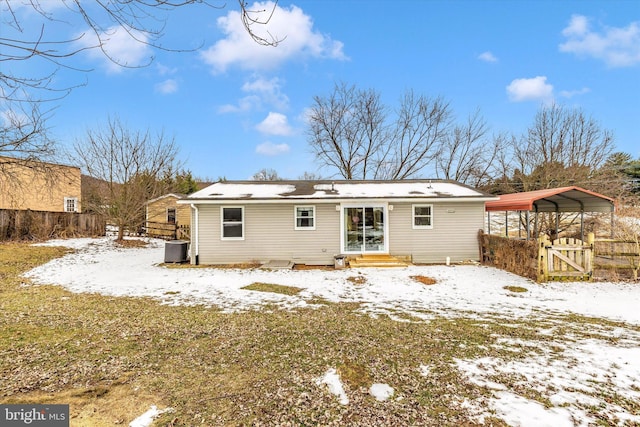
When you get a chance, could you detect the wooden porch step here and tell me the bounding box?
[349,254,410,268]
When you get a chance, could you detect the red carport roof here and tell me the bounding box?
[485,186,615,213]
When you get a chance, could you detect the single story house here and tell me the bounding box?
[145,193,191,239]
[178,180,497,266]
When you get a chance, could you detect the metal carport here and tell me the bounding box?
[485,186,616,240]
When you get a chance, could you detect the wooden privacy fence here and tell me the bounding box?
[537,234,594,282]
[0,209,106,241]
[145,221,190,240]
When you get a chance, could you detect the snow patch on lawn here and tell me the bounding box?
[369,383,394,401]
[129,405,173,427]
[315,368,349,405]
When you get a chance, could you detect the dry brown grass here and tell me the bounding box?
[411,275,437,285]
[346,275,367,285]
[115,238,149,248]
[2,242,638,426]
[242,282,304,295]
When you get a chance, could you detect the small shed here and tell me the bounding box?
[145,193,191,239]
[485,186,616,240]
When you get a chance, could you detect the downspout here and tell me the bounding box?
[190,204,199,265]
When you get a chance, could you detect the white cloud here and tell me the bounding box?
[506,76,554,102]
[218,95,261,113]
[76,26,152,73]
[200,1,347,73]
[218,76,289,113]
[156,63,178,76]
[155,79,178,94]
[478,51,498,63]
[242,76,289,109]
[562,14,590,37]
[559,15,640,67]
[559,87,591,99]
[255,141,290,156]
[256,112,293,135]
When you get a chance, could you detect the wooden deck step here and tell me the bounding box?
[349,254,409,268]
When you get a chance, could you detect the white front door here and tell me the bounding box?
[341,205,387,254]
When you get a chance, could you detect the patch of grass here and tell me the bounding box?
[338,359,373,389]
[162,262,261,269]
[241,282,304,295]
[346,275,367,285]
[115,239,149,248]
[411,275,437,285]
[503,285,528,293]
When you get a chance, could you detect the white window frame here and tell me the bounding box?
[64,197,78,213]
[412,204,433,229]
[294,205,316,230]
[221,206,244,240]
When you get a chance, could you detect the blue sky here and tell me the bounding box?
[4,0,640,180]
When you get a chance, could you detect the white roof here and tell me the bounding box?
[183,180,494,202]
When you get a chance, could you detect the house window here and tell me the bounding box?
[221,206,244,240]
[64,197,78,213]
[295,206,315,230]
[167,208,176,224]
[412,204,433,229]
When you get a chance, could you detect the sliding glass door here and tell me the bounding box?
[343,206,386,253]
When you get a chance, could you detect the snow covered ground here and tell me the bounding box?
[24,236,640,426]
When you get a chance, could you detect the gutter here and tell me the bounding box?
[190,203,199,265]
[177,196,499,205]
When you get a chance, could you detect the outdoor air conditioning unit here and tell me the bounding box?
[164,240,189,263]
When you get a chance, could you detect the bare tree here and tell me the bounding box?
[509,104,614,191]
[71,116,180,241]
[1,0,281,101]
[307,83,453,180]
[299,171,324,180]
[384,91,451,179]
[434,109,505,187]
[252,168,281,181]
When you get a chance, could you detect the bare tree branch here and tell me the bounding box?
[1,0,280,101]
[307,83,453,180]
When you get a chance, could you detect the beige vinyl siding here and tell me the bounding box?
[388,202,485,263]
[146,196,190,226]
[0,157,81,212]
[196,203,340,265]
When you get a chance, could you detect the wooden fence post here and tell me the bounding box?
[538,235,549,282]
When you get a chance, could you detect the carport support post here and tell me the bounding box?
[505,211,509,238]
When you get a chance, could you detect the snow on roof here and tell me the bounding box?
[184,180,493,201]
